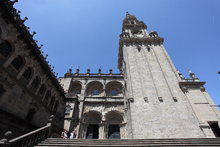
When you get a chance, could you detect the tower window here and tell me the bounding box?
[11,55,24,70]
[92,89,99,95]
[0,41,12,57]
[22,67,32,80]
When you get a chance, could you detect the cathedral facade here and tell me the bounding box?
[59,13,220,139]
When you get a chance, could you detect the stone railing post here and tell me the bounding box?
[0,131,12,146]
[47,115,54,138]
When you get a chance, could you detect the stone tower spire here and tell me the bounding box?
[118,14,207,139]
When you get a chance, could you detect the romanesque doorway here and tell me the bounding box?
[81,111,101,139]
[106,111,123,139]
[86,124,99,139]
[108,124,120,139]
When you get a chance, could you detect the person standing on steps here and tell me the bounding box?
[70,128,77,139]
[61,129,68,139]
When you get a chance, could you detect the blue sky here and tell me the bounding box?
[15,0,220,105]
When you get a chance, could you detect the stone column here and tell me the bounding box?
[98,122,106,139]
[119,123,127,139]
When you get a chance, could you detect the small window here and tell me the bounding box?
[11,56,24,70]
[31,76,40,89]
[65,105,71,114]
[0,41,12,57]
[110,89,117,96]
[92,89,99,95]
[38,84,46,95]
[131,21,135,24]
[22,67,32,80]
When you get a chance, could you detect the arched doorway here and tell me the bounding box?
[82,111,101,139]
[106,111,123,139]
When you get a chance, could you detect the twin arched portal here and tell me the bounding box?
[82,111,123,139]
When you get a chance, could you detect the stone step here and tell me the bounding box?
[34,144,220,147]
[44,138,220,140]
[35,138,220,147]
[41,141,220,144]
[44,139,220,142]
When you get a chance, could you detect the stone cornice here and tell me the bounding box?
[179,81,206,86]
[62,73,124,79]
[122,23,147,30]
[118,37,164,68]
[179,81,206,92]
[120,37,164,45]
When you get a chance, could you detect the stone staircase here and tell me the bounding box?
[35,138,220,146]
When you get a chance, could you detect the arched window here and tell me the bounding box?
[65,105,71,115]
[38,84,46,95]
[92,89,99,96]
[43,90,51,104]
[22,67,32,80]
[110,89,117,96]
[11,55,24,70]
[105,81,123,97]
[85,81,103,96]
[31,76,40,89]
[68,82,82,96]
[0,41,12,57]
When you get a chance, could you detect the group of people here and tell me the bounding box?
[61,128,77,139]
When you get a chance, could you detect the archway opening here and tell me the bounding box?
[83,111,101,139]
[106,111,123,139]
[108,125,120,139]
[86,124,99,139]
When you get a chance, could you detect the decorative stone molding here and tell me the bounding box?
[179,81,206,93]
[128,97,134,103]
[118,37,164,68]
[158,97,163,102]
[144,97,148,102]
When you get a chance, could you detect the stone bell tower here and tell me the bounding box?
[118,13,220,139]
